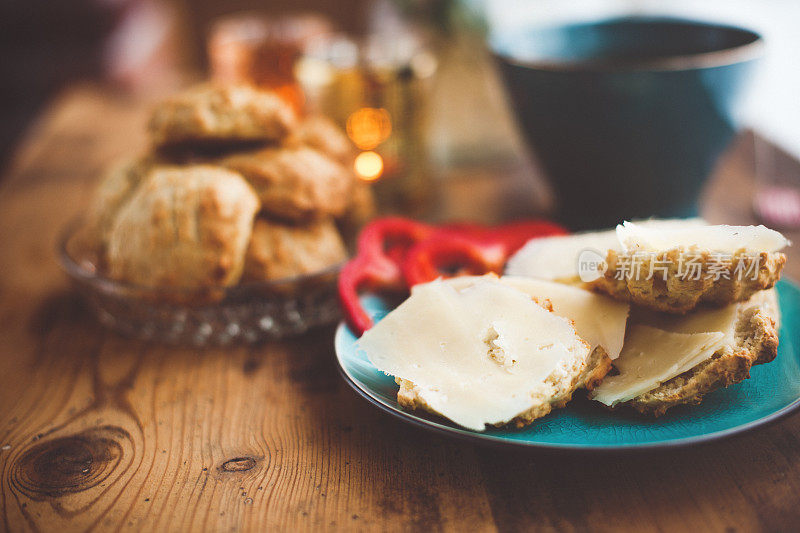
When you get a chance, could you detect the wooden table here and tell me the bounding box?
[2,85,800,532]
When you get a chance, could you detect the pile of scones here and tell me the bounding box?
[80,83,374,291]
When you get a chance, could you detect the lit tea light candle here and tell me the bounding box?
[346,107,392,150]
[347,108,391,182]
[354,151,384,181]
[297,31,436,215]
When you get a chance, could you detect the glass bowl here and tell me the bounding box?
[57,220,343,345]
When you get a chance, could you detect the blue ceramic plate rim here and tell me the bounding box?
[335,279,800,452]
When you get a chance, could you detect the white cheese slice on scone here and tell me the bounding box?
[505,230,620,283]
[495,277,630,360]
[592,290,780,414]
[591,327,726,406]
[616,221,789,253]
[356,278,593,431]
[506,218,706,283]
[594,222,788,313]
[444,275,629,391]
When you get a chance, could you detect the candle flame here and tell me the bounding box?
[346,108,391,150]
[354,151,384,181]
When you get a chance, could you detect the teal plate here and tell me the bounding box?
[334,280,800,451]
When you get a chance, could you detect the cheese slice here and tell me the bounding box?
[617,221,789,253]
[633,303,740,345]
[357,278,591,431]
[446,275,629,360]
[594,288,781,406]
[505,230,619,282]
[633,287,780,339]
[591,326,726,406]
[505,218,707,282]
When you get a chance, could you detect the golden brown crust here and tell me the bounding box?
[106,165,260,288]
[148,84,296,148]
[221,146,354,221]
[82,156,156,253]
[623,297,780,416]
[289,115,355,165]
[507,399,562,429]
[396,378,432,414]
[242,217,347,282]
[592,248,785,314]
[395,377,568,429]
[507,345,612,428]
[578,347,614,391]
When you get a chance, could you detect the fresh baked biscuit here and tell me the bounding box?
[242,217,347,282]
[624,290,780,416]
[590,222,788,313]
[397,340,610,430]
[359,278,594,430]
[148,84,296,148]
[590,289,780,416]
[83,156,154,253]
[221,146,354,221]
[593,248,785,313]
[291,115,354,164]
[106,165,260,288]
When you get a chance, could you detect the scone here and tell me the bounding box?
[291,115,355,164]
[594,248,785,313]
[243,217,347,282]
[592,289,780,416]
[148,84,296,148]
[396,344,608,425]
[221,146,354,221]
[505,218,707,284]
[591,222,788,313]
[106,165,260,288]
[82,156,154,252]
[357,277,595,431]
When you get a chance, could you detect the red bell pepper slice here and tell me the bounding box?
[355,217,433,286]
[401,235,507,287]
[338,218,434,334]
[338,217,568,335]
[338,254,397,336]
[402,220,568,286]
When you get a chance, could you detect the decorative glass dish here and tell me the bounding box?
[58,220,343,345]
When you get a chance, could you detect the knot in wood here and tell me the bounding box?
[10,428,126,498]
[220,457,257,473]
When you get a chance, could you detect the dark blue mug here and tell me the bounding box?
[491,17,762,230]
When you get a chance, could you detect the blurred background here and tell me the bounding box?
[0,0,498,169]
[2,0,799,226]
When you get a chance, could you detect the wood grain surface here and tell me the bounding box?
[1,85,800,532]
